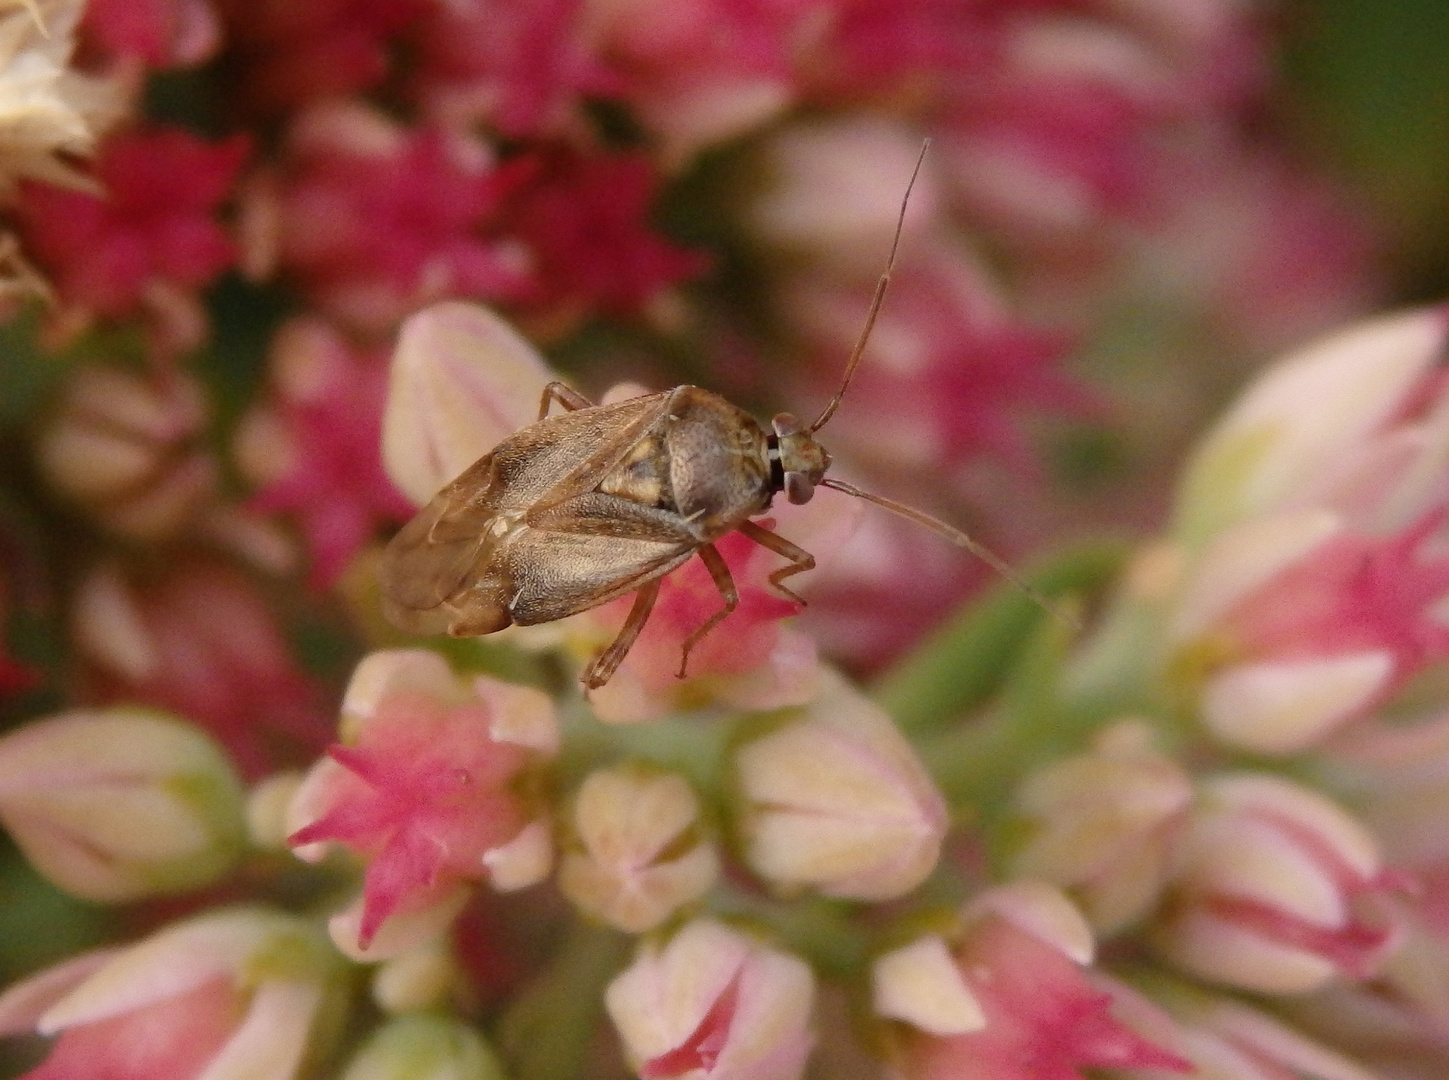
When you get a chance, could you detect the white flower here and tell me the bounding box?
[0,0,122,196]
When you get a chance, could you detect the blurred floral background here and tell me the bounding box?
[2,0,1449,1078]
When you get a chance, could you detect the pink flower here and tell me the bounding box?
[0,707,245,902]
[0,907,344,1080]
[797,0,997,102]
[1010,721,1193,934]
[585,0,809,162]
[257,104,531,333]
[287,650,557,957]
[237,318,415,588]
[1135,149,1378,352]
[1191,510,1449,749]
[80,0,222,68]
[407,0,620,136]
[71,559,330,780]
[880,884,1192,1080]
[501,147,706,326]
[1122,987,1402,1080]
[796,253,1092,476]
[214,0,424,113]
[16,125,249,343]
[558,764,718,932]
[1168,307,1449,752]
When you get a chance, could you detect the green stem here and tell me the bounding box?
[706,889,868,978]
[874,539,1130,736]
[496,921,630,1080]
[554,700,737,798]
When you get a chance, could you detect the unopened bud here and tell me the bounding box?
[35,364,217,540]
[0,707,246,901]
[1151,773,1403,993]
[382,302,556,504]
[559,764,718,932]
[606,918,815,1080]
[733,671,946,900]
[1009,721,1192,932]
[339,1014,506,1080]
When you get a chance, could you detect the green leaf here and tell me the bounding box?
[874,539,1129,736]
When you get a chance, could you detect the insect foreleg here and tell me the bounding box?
[677,543,739,680]
[583,578,662,689]
[737,520,815,606]
[538,381,594,420]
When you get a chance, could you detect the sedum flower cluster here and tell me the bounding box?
[0,2,1445,1080]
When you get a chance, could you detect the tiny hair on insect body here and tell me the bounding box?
[378,139,1067,689]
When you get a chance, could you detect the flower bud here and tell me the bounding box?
[382,301,556,505]
[1150,773,1404,994]
[732,670,946,901]
[288,649,557,958]
[1009,721,1192,932]
[605,918,815,1080]
[878,883,1191,1080]
[34,364,217,540]
[338,1014,506,1080]
[371,939,459,1014]
[1175,306,1449,546]
[69,558,328,780]
[1144,988,1384,1080]
[0,707,246,901]
[559,764,718,933]
[0,906,346,1080]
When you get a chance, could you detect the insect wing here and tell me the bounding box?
[508,492,701,625]
[378,392,674,628]
[377,450,502,615]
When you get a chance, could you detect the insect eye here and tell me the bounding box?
[784,471,815,504]
[772,413,803,438]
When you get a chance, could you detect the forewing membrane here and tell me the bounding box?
[378,392,678,623]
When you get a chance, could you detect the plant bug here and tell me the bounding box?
[379,141,1061,689]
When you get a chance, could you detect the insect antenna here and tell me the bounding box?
[807,138,931,435]
[818,478,1081,628]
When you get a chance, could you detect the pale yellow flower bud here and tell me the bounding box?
[559,764,718,933]
[733,671,946,901]
[1010,721,1192,932]
[0,707,246,901]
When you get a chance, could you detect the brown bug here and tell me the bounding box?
[379,142,1054,689]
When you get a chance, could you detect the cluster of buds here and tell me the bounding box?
[1164,307,1449,755]
[9,295,1449,1080]
[0,0,1443,1077]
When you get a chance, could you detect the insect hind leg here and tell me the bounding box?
[539,381,594,420]
[677,543,739,680]
[737,520,815,605]
[582,578,661,689]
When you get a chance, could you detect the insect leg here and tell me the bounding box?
[677,544,739,680]
[582,578,661,689]
[538,381,595,420]
[737,520,815,606]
